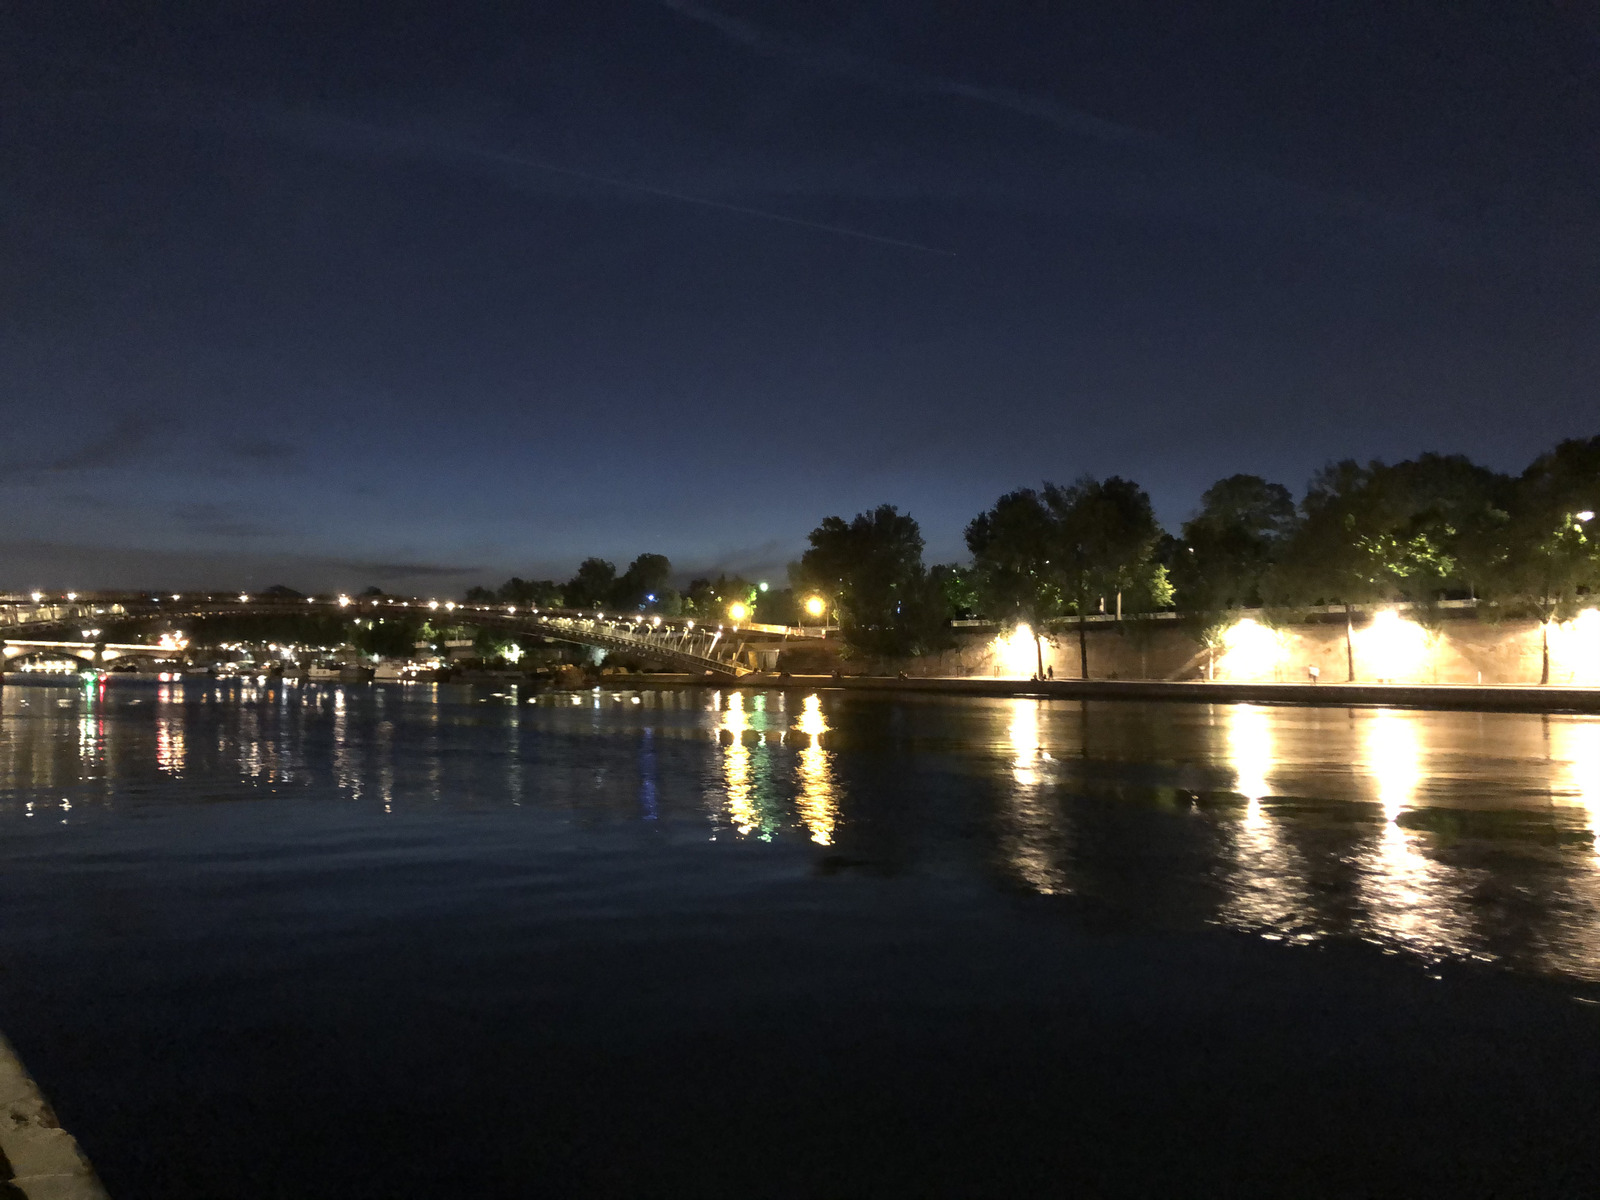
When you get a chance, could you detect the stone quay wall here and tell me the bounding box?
[773,612,1592,688]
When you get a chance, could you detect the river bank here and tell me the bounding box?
[8,668,1599,714]
[623,672,1600,713]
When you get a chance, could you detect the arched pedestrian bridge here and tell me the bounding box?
[0,594,822,677]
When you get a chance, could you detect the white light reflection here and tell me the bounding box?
[155,684,186,777]
[377,717,395,814]
[333,688,359,798]
[1355,710,1477,962]
[1550,718,1600,858]
[1366,708,1421,824]
[720,692,755,836]
[1219,706,1318,941]
[1542,717,1600,978]
[999,699,1066,893]
[1227,705,1273,807]
[794,694,836,844]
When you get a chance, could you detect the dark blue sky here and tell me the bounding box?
[4,1,1597,593]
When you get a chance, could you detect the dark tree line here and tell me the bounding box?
[461,435,1599,680]
[465,555,795,624]
[789,436,1598,677]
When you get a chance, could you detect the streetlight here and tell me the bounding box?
[728,601,749,623]
[1578,511,1595,523]
[804,595,827,620]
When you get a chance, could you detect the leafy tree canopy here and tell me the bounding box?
[1173,474,1295,614]
[965,488,1064,628]
[563,558,617,610]
[1481,436,1600,621]
[612,554,673,611]
[797,505,944,657]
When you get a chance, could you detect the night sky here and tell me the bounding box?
[4,2,1597,593]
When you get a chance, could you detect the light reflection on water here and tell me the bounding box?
[1551,719,1600,856]
[1355,710,1478,964]
[794,695,835,845]
[4,678,1600,983]
[999,699,1067,894]
[1220,705,1317,941]
[718,690,757,837]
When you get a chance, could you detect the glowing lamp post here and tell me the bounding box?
[727,601,749,626]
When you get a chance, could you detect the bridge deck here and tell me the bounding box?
[0,596,813,676]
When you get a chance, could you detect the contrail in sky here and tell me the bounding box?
[477,149,957,257]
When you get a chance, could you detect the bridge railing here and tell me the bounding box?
[0,597,762,675]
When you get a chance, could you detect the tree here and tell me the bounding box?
[496,577,563,607]
[350,615,423,659]
[1480,436,1600,683]
[965,488,1064,678]
[611,554,673,611]
[797,504,939,657]
[930,563,980,620]
[1172,474,1296,616]
[1044,477,1171,678]
[1366,454,1510,603]
[1268,461,1394,680]
[684,575,756,621]
[1269,456,1510,680]
[754,586,801,627]
[563,558,617,610]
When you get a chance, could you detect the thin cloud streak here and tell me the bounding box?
[650,0,1448,251]
[254,103,954,255]
[474,149,957,256]
[652,0,1159,150]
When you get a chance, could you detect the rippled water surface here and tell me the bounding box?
[3,676,1600,1197]
[4,676,1599,982]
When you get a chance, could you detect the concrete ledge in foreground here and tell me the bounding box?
[0,1033,108,1199]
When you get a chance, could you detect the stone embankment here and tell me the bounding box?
[0,1032,107,1198]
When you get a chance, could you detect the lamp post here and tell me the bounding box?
[804,595,827,633]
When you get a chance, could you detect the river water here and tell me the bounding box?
[1,675,1598,1196]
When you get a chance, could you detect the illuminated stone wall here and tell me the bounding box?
[780,611,1600,685]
